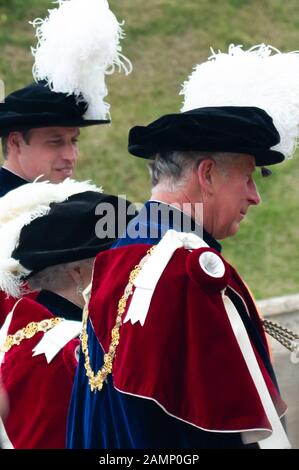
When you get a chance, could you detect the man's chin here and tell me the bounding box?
[218,224,240,240]
[230,223,241,238]
[52,170,74,182]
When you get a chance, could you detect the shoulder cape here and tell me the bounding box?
[88,243,287,445]
[0,297,79,449]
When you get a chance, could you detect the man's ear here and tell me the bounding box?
[197,159,216,195]
[70,265,82,283]
[68,263,93,290]
[7,132,24,152]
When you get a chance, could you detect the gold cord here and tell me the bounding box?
[81,247,156,392]
[263,319,299,352]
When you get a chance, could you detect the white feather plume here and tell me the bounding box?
[180,44,299,158]
[0,178,102,297]
[31,0,132,120]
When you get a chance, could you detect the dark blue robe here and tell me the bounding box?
[0,167,27,197]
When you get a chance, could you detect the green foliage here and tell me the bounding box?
[0,0,299,298]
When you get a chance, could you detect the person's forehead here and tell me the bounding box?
[30,126,80,139]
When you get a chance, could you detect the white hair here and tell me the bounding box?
[28,258,94,293]
[149,151,244,192]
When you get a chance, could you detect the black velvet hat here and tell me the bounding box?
[0,81,109,137]
[12,191,137,276]
[128,106,284,166]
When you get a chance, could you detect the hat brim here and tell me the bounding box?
[11,192,137,277]
[24,241,115,280]
[129,142,284,166]
[0,81,110,136]
[0,116,109,137]
[128,107,284,166]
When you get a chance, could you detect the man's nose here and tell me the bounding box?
[249,181,261,206]
[62,144,78,162]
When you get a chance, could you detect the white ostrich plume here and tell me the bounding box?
[0,179,102,297]
[31,0,132,120]
[180,44,299,159]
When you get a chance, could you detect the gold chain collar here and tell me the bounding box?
[81,247,156,392]
[1,317,63,353]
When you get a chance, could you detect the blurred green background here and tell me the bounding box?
[1,0,299,298]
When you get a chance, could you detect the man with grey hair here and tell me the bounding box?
[67,105,291,449]
[68,41,299,449]
[148,149,260,240]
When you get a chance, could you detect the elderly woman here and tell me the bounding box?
[0,179,136,448]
